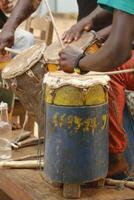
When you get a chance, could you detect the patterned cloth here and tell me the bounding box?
[97,0,134,15]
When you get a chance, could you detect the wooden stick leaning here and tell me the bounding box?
[17,136,44,148]
[13,131,31,144]
[10,131,31,149]
[10,112,30,149]
[43,0,64,49]
[85,68,134,76]
[11,153,44,161]
[11,137,44,149]
[106,178,134,189]
[9,93,15,121]
[16,111,29,141]
[4,47,21,55]
[0,160,44,169]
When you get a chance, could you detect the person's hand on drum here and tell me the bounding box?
[62,15,93,44]
[0,0,14,14]
[59,46,84,73]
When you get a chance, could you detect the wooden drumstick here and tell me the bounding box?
[4,47,21,55]
[102,68,134,75]
[43,0,64,49]
[11,153,44,161]
[106,178,134,189]
[85,68,134,76]
[0,160,44,169]
[17,137,44,148]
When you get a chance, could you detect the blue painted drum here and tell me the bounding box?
[44,71,110,184]
[45,103,108,183]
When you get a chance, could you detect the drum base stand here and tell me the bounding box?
[63,184,81,199]
[44,175,105,199]
[63,178,105,199]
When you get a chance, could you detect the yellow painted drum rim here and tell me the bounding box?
[45,84,108,106]
[47,63,59,72]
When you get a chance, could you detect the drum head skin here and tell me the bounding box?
[2,43,46,79]
[44,71,110,106]
[44,31,96,63]
[44,71,110,89]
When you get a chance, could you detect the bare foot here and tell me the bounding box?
[107,153,129,177]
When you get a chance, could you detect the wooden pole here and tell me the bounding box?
[17,137,44,148]
[63,184,81,199]
[43,0,64,49]
[4,47,21,55]
[85,68,134,76]
[0,160,44,169]
[106,178,134,189]
[11,153,44,161]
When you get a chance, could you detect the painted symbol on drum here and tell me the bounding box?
[52,112,108,134]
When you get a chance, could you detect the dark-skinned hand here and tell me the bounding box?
[59,46,84,73]
[62,16,93,44]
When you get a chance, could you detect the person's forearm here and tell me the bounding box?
[97,25,112,41]
[79,10,134,72]
[79,45,116,72]
[79,38,130,72]
[87,6,112,30]
[2,0,41,31]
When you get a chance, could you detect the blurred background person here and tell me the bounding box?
[0,0,35,53]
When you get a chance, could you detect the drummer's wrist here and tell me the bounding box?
[79,57,90,73]
[73,52,86,73]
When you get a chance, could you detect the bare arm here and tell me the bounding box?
[59,10,134,73]
[0,0,41,52]
[97,25,112,42]
[2,0,41,32]
[79,10,134,72]
[90,6,112,30]
[62,6,112,43]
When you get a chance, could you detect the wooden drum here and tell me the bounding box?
[2,43,47,136]
[44,71,110,188]
[44,31,101,72]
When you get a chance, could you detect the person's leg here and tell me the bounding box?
[108,51,134,176]
[13,29,35,52]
